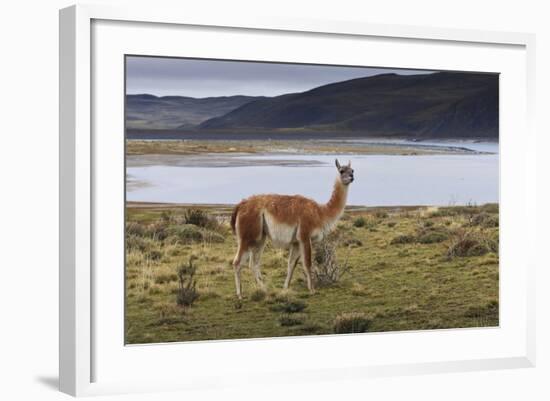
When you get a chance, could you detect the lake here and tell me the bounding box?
[126,141,498,207]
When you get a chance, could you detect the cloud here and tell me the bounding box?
[126,56,433,98]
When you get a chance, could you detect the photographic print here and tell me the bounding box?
[125,56,499,344]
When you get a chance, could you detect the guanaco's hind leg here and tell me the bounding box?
[283,243,300,289]
[232,206,263,298]
[232,245,247,299]
[249,236,267,290]
[299,236,315,293]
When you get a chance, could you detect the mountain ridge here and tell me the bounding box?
[125,94,261,130]
[125,71,499,139]
[198,72,498,139]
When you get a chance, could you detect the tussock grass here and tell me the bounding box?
[333,312,372,334]
[269,299,307,314]
[249,289,267,302]
[279,314,307,327]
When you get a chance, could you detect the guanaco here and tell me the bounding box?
[230,159,354,298]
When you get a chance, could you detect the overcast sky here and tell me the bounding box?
[126,56,434,98]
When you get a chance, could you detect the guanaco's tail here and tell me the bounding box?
[230,203,240,235]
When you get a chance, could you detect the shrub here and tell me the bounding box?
[183,208,219,230]
[480,203,499,214]
[175,258,199,307]
[200,229,225,244]
[126,234,152,252]
[446,229,498,259]
[333,312,372,334]
[313,235,351,287]
[469,212,499,228]
[417,230,448,244]
[387,221,397,228]
[353,216,367,227]
[166,224,203,243]
[390,234,416,245]
[160,210,175,223]
[279,314,306,327]
[144,221,168,240]
[249,289,267,302]
[269,295,307,313]
[374,210,389,219]
[126,221,146,237]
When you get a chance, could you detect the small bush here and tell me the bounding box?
[390,234,416,245]
[175,258,199,307]
[269,295,307,313]
[469,212,499,228]
[446,229,498,259]
[249,289,267,302]
[183,208,210,226]
[374,210,389,219]
[200,229,225,244]
[417,231,448,244]
[126,235,153,252]
[387,221,397,228]
[313,235,350,287]
[480,203,499,214]
[126,222,146,237]
[279,314,306,327]
[166,224,203,243]
[333,312,372,334]
[183,208,219,230]
[144,221,168,240]
[353,216,367,227]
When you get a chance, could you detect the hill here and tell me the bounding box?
[199,72,498,139]
[126,94,259,130]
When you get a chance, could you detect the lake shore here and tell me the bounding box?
[126,139,489,157]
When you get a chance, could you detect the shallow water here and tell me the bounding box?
[126,142,498,206]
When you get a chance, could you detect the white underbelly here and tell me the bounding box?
[263,213,297,248]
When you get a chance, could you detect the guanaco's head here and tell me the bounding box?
[335,159,354,185]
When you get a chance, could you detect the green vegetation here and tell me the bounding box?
[125,203,499,344]
[333,312,373,334]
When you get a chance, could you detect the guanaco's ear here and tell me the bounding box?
[335,159,341,170]
[347,160,352,167]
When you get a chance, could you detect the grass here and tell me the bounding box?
[333,312,373,334]
[125,203,499,344]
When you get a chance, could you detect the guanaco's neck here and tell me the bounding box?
[324,178,349,219]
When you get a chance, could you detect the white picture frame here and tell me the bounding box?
[59,4,536,397]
